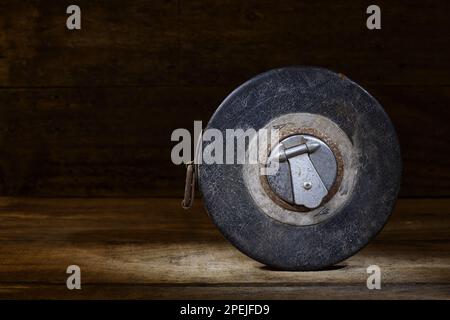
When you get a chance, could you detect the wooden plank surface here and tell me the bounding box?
[0,85,449,197]
[0,0,449,197]
[0,0,448,87]
[0,198,449,299]
[179,0,450,87]
[0,0,179,87]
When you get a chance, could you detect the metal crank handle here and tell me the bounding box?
[181,161,196,209]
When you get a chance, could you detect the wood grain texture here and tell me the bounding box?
[0,0,449,197]
[0,0,448,87]
[0,198,449,299]
[0,85,448,197]
[0,0,178,87]
[179,0,450,86]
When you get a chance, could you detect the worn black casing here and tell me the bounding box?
[198,67,401,270]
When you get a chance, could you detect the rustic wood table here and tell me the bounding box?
[0,198,448,299]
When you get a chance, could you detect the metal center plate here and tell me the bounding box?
[266,134,337,208]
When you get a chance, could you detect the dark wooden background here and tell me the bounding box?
[0,0,449,198]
